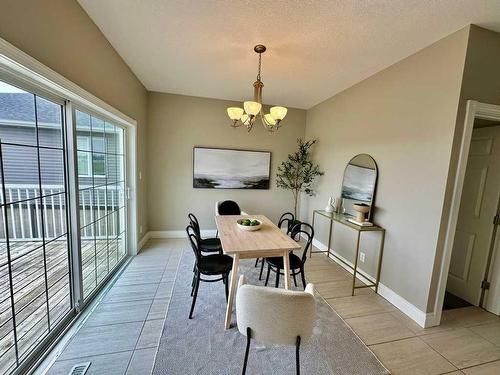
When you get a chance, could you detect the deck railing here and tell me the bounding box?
[0,184,121,241]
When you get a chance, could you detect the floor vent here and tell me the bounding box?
[68,362,91,375]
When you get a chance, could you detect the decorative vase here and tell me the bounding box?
[325,197,335,214]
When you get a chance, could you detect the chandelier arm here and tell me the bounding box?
[230,119,244,128]
[260,114,276,133]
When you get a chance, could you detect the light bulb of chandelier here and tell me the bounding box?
[270,106,288,121]
[227,107,243,120]
[264,113,277,126]
[241,114,250,125]
[243,101,262,116]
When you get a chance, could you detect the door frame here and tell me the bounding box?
[433,100,500,325]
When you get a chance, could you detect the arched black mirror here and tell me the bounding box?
[340,154,378,221]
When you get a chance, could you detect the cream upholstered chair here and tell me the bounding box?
[236,275,316,375]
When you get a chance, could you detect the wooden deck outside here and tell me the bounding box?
[0,238,123,374]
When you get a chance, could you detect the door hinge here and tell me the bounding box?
[481,280,491,290]
[494,214,500,226]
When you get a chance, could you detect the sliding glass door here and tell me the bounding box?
[75,109,127,300]
[0,81,71,374]
[0,81,129,375]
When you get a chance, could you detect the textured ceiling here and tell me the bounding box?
[78,0,500,109]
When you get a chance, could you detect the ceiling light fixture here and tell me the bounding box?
[226,45,287,133]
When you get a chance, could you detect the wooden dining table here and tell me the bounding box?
[215,214,302,329]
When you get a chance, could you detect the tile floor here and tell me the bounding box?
[305,251,500,375]
[43,239,182,375]
[40,239,500,375]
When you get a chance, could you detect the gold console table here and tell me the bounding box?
[311,210,386,295]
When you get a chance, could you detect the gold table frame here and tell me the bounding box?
[311,210,386,295]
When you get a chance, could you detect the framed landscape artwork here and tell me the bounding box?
[193,147,271,189]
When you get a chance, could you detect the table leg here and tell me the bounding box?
[327,219,333,258]
[375,230,386,293]
[224,254,240,330]
[352,231,361,296]
[283,251,291,290]
[310,212,315,258]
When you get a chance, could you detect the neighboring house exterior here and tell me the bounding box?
[0,93,124,241]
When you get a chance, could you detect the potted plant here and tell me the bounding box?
[276,139,324,219]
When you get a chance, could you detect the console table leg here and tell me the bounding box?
[375,230,386,293]
[327,219,333,258]
[352,231,361,296]
[310,212,316,258]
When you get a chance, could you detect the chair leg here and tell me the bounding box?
[296,336,301,375]
[259,258,265,280]
[191,270,197,296]
[224,273,229,302]
[265,264,271,286]
[254,258,259,267]
[242,327,251,375]
[189,273,200,319]
[275,269,280,288]
[293,271,298,287]
[300,267,306,290]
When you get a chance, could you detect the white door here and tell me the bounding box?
[447,125,500,308]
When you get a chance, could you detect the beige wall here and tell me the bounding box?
[0,0,149,240]
[302,27,470,312]
[428,26,500,310]
[147,92,306,232]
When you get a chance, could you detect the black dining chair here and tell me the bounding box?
[215,200,242,215]
[264,222,314,290]
[187,225,233,319]
[188,213,222,254]
[256,212,296,280]
[215,200,246,237]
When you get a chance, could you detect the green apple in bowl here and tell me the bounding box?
[237,218,262,231]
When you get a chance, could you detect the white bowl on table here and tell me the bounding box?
[236,218,262,231]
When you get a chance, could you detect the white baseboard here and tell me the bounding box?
[308,235,430,328]
[147,229,217,239]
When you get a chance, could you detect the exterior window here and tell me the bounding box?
[77,137,106,177]
[92,138,106,176]
[77,136,91,176]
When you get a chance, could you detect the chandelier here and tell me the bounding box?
[226,45,287,133]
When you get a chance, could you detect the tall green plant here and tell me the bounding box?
[276,139,324,218]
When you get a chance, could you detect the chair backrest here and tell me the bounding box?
[188,213,201,239]
[236,275,315,346]
[290,222,314,263]
[278,212,295,234]
[216,200,241,215]
[186,225,201,264]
